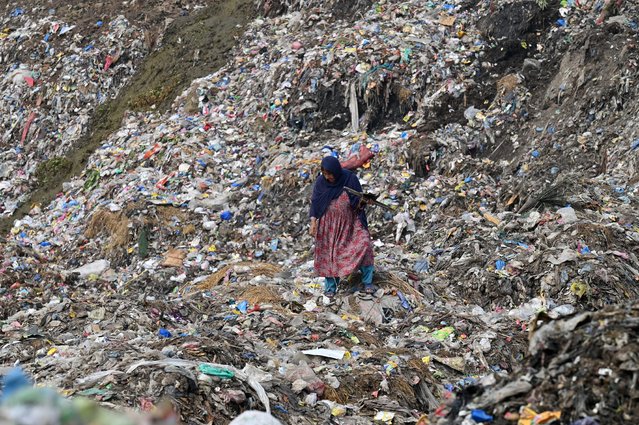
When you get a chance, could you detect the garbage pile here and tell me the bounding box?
[0,262,533,423]
[0,0,638,424]
[175,0,638,312]
[441,302,639,425]
[256,0,375,18]
[0,0,207,218]
[0,7,136,216]
[0,368,180,425]
[199,0,487,136]
[0,366,281,425]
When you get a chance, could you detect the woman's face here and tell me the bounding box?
[321,167,336,183]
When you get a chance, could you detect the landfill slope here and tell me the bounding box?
[1,0,639,425]
[0,0,254,232]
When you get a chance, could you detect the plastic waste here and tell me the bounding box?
[301,349,346,360]
[471,409,494,422]
[229,411,282,425]
[340,143,374,171]
[198,364,235,379]
[432,327,455,341]
[70,260,110,277]
[557,207,578,224]
[0,368,31,402]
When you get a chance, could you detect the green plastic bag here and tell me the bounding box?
[198,364,235,379]
[431,326,455,341]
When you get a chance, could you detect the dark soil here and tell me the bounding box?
[260,0,374,19]
[477,0,561,71]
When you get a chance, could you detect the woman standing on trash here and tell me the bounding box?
[309,156,375,298]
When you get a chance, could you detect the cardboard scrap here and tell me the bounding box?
[162,249,186,267]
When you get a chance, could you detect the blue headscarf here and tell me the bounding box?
[309,156,368,229]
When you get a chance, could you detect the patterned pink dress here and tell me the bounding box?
[314,192,374,277]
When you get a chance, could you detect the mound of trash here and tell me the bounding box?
[1,2,148,217]
[0,367,286,425]
[0,249,535,423]
[0,0,638,424]
[441,302,639,425]
[0,0,252,221]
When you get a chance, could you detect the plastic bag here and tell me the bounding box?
[340,143,374,170]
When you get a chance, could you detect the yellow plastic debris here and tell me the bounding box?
[517,406,561,425]
[570,280,589,298]
[534,411,561,424]
[331,406,347,417]
[517,406,537,425]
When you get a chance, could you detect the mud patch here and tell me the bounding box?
[34,157,73,188]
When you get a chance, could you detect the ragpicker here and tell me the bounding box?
[309,156,376,298]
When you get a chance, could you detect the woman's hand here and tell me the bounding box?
[309,219,318,238]
[357,197,372,210]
